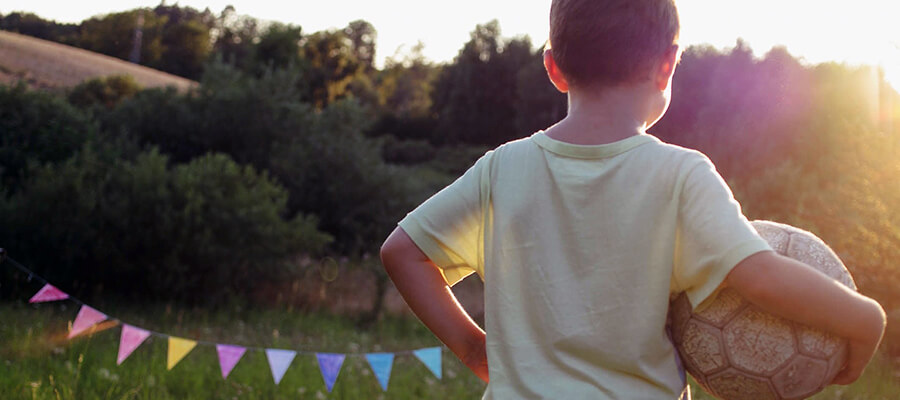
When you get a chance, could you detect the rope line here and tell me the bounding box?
[0,249,436,357]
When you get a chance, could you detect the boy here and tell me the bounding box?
[381,0,886,398]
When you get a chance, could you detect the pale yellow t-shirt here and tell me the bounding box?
[398,131,771,399]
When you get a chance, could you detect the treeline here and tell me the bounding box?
[2,7,900,345]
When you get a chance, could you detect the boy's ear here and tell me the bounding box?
[654,44,680,91]
[543,49,569,93]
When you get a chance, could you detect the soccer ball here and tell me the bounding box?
[668,220,856,400]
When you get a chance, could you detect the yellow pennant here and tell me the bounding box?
[167,336,198,370]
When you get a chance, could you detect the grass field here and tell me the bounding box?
[0,30,195,91]
[1,301,897,399]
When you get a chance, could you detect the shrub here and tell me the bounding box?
[0,148,330,304]
[380,135,437,165]
[67,75,142,110]
[0,83,95,193]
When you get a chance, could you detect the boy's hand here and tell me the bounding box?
[381,227,490,383]
[727,251,887,387]
[830,303,886,385]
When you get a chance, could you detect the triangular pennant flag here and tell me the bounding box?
[316,353,345,392]
[117,325,151,365]
[216,344,247,379]
[29,284,69,303]
[167,336,197,370]
[265,349,297,385]
[365,353,395,391]
[68,305,107,339]
[413,347,442,379]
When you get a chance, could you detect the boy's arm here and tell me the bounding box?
[725,251,886,385]
[380,227,489,383]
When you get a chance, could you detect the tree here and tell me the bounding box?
[253,22,303,71]
[0,12,79,45]
[79,10,166,67]
[299,30,365,107]
[431,21,536,145]
[152,4,216,79]
[514,48,567,135]
[211,5,261,70]
[344,20,377,73]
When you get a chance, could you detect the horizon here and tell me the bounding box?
[0,0,897,89]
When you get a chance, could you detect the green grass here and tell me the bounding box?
[687,355,900,400]
[0,302,485,399]
[1,302,897,399]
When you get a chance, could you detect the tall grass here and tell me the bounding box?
[0,302,484,399]
[1,302,895,399]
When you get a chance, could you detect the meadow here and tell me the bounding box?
[1,299,897,399]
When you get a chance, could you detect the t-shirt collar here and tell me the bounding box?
[531,130,657,159]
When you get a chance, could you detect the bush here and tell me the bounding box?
[269,100,418,254]
[0,83,95,193]
[380,135,436,165]
[0,148,330,304]
[67,75,142,110]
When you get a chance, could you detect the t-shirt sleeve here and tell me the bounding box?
[673,154,772,310]
[397,151,492,286]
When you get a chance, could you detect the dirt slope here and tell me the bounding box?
[0,30,196,91]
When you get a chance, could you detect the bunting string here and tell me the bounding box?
[0,250,444,392]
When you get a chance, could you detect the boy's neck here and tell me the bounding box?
[545,83,658,145]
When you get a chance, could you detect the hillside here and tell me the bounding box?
[0,30,196,91]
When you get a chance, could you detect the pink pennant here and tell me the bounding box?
[216,344,247,379]
[117,325,151,365]
[29,284,69,303]
[68,305,108,339]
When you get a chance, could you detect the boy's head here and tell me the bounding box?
[548,0,680,90]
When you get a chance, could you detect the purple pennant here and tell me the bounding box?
[413,347,442,379]
[365,353,395,391]
[29,284,69,303]
[316,353,345,392]
[117,325,151,365]
[216,344,247,379]
[265,349,297,385]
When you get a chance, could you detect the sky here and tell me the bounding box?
[2,0,899,89]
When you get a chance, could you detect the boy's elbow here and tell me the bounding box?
[380,227,411,273]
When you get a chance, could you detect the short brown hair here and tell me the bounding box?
[549,0,679,88]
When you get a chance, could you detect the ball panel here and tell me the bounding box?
[705,369,778,400]
[694,288,747,328]
[670,220,855,400]
[785,231,856,290]
[771,355,828,399]
[669,293,694,340]
[724,307,796,375]
[752,220,791,254]
[682,319,730,376]
[795,322,843,359]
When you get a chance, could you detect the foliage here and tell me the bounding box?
[268,100,420,254]
[0,148,330,304]
[67,75,142,110]
[299,30,367,108]
[78,9,167,67]
[431,21,550,146]
[651,41,900,354]
[0,12,80,45]
[380,135,437,165]
[0,83,95,193]
[253,22,303,71]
